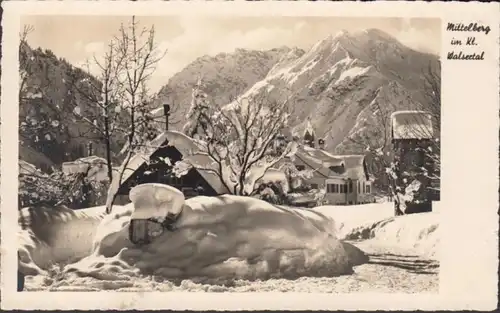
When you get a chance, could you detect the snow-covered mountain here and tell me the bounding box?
[153,28,440,155]
[152,47,302,125]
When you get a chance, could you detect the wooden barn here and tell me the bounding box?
[391,110,438,214]
[112,131,229,204]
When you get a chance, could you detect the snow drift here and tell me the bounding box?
[19,189,367,289]
[18,204,130,275]
[315,201,440,259]
[343,212,439,259]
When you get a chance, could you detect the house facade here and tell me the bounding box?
[274,123,375,206]
[324,155,374,205]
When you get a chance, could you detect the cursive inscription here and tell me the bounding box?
[446,22,490,61]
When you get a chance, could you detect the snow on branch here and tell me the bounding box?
[176,85,297,196]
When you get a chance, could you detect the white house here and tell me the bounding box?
[277,122,375,205]
[324,155,374,205]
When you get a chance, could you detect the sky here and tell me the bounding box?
[22,15,441,93]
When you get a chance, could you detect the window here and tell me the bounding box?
[362,182,366,193]
[344,184,348,193]
[334,184,338,193]
[311,183,318,189]
[358,181,361,193]
[295,165,306,171]
[366,184,371,194]
[327,184,332,193]
[166,174,184,186]
[348,181,353,193]
[339,184,343,193]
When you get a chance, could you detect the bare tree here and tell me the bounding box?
[174,82,298,196]
[105,16,166,214]
[68,40,127,183]
[19,25,35,104]
[416,61,441,194]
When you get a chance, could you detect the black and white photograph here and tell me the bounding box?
[1,1,498,311]
[15,14,442,293]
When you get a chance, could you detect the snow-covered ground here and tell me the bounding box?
[316,201,440,259]
[18,190,440,293]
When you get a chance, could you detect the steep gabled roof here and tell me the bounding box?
[293,145,346,178]
[293,144,371,181]
[391,110,434,140]
[114,131,230,195]
[303,119,316,140]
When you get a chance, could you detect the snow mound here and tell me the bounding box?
[315,202,439,259]
[314,202,394,238]
[352,212,439,259]
[129,184,184,220]
[18,204,131,275]
[19,193,368,290]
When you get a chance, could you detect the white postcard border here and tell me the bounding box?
[1,0,499,310]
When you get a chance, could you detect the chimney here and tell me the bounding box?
[318,139,325,150]
[163,104,170,131]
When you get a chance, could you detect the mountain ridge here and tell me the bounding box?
[20,28,440,177]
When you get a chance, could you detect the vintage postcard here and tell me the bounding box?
[1,0,498,311]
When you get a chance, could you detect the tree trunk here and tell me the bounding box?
[103,106,113,183]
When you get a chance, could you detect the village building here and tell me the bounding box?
[59,155,110,208]
[62,155,109,182]
[324,155,374,205]
[85,105,376,206]
[391,110,438,214]
[288,144,374,205]
[275,122,375,205]
[111,131,230,204]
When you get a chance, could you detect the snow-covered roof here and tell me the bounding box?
[259,168,288,183]
[62,156,109,181]
[292,144,370,181]
[293,145,346,178]
[115,131,229,195]
[301,145,344,167]
[19,160,43,176]
[335,154,370,181]
[73,156,107,165]
[391,111,434,140]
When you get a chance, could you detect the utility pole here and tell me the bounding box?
[163,104,170,131]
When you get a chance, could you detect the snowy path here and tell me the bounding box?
[337,240,439,293]
[24,240,438,293]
